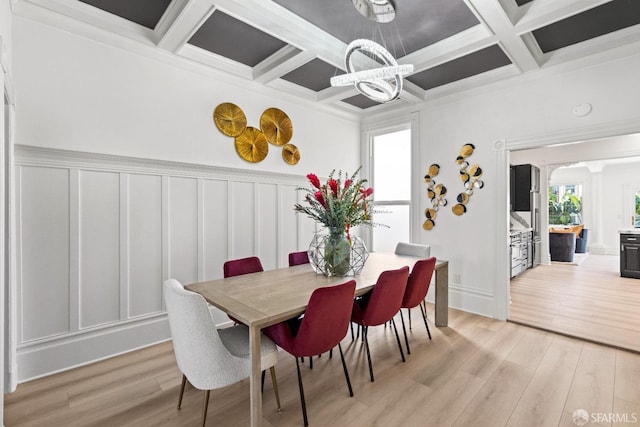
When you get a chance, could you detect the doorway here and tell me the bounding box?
[505,134,640,351]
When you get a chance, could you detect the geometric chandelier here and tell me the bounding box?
[330,0,413,103]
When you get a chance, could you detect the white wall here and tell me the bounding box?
[11,16,360,380]
[1,0,13,419]
[364,48,640,319]
[13,16,359,174]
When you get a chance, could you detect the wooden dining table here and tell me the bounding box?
[186,252,449,427]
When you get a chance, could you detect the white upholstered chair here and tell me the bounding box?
[163,279,281,426]
[394,242,431,258]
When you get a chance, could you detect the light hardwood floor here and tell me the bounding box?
[509,254,640,353]
[5,306,640,426]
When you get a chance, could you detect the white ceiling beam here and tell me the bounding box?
[156,0,216,52]
[178,43,253,80]
[514,0,614,34]
[465,0,540,72]
[403,25,498,71]
[253,47,314,84]
[210,0,347,68]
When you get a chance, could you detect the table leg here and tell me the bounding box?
[249,325,262,427]
[435,262,449,327]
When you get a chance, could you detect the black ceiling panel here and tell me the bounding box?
[273,0,479,56]
[79,0,171,29]
[515,0,534,6]
[341,93,387,109]
[532,0,640,53]
[188,11,288,67]
[281,59,345,92]
[407,45,512,90]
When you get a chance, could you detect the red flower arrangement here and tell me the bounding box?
[294,167,375,237]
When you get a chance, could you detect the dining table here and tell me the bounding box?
[186,252,449,427]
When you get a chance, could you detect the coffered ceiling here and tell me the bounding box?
[15,0,640,116]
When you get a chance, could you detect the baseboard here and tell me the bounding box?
[16,316,172,382]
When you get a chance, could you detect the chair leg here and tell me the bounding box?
[270,366,282,413]
[261,370,266,393]
[177,374,187,410]
[408,308,412,330]
[390,318,406,363]
[363,326,375,382]
[295,357,309,427]
[350,322,354,341]
[309,355,313,370]
[329,348,333,359]
[201,390,210,427]
[420,303,432,340]
[399,309,411,355]
[338,343,354,397]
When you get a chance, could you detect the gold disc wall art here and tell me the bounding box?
[213,103,247,137]
[282,143,300,165]
[235,127,269,163]
[213,103,300,164]
[452,143,484,216]
[260,108,293,146]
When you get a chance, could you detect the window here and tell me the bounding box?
[370,128,411,252]
[548,184,583,225]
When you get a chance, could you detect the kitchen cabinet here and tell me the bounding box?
[620,233,640,278]
[510,229,533,278]
[512,164,540,211]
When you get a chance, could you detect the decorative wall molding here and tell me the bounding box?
[15,145,308,184]
[15,145,313,381]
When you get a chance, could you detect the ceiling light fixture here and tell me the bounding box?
[330,0,413,103]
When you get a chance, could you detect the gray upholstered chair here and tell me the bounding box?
[164,279,281,426]
[394,242,431,258]
[549,232,576,262]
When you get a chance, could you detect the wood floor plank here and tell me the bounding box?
[5,308,640,427]
[452,360,534,427]
[558,342,617,427]
[509,254,640,353]
[507,335,583,427]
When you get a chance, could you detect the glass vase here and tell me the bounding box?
[308,228,369,276]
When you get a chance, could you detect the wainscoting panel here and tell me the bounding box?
[167,177,198,287]
[201,178,229,281]
[79,170,120,329]
[230,181,256,261]
[258,183,278,270]
[127,173,163,318]
[280,184,300,265]
[15,146,312,381]
[18,166,70,342]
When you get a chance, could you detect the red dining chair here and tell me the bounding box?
[264,280,356,427]
[223,256,264,325]
[288,251,310,267]
[223,256,264,278]
[351,266,409,382]
[398,257,437,355]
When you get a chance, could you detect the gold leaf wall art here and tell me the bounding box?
[260,108,293,146]
[452,143,484,216]
[423,164,447,230]
[213,103,300,164]
[235,126,269,163]
[213,103,247,137]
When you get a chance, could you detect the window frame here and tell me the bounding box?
[361,114,419,250]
